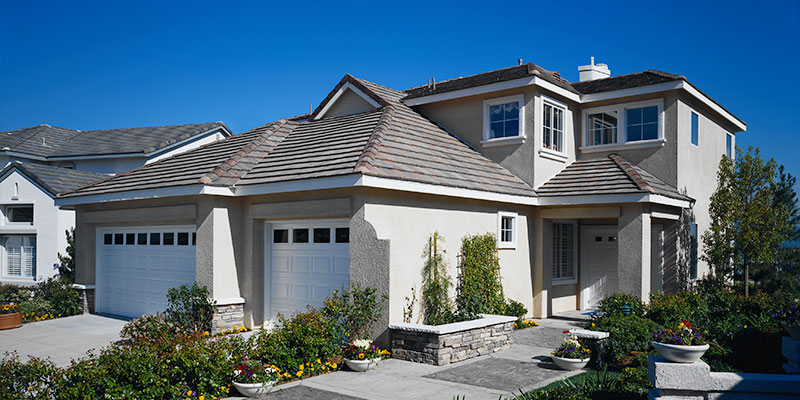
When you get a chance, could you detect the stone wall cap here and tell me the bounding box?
[215,297,245,306]
[570,328,609,339]
[72,283,96,290]
[388,314,517,335]
[649,355,800,393]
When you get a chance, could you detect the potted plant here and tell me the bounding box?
[232,357,280,397]
[551,331,591,370]
[651,320,709,363]
[343,339,390,372]
[0,303,22,330]
[773,305,800,340]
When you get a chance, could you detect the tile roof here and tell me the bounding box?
[1,161,108,196]
[537,153,691,201]
[0,122,230,158]
[63,75,536,199]
[570,70,683,95]
[403,63,579,99]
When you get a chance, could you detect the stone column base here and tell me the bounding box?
[72,284,95,314]
[212,298,245,331]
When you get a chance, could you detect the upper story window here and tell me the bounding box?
[690,112,699,146]
[726,133,732,158]
[542,98,566,153]
[483,95,525,145]
[582,99,664,149]
[7,206,33,224]
[497,212,517,249]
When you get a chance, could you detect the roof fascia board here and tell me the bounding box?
[537,193,690,208]
[314,82,382,120]
[679,82,747,132]
[144,126,231,158]
[55,184,211,206]
[532,77,581,102]
[234,174,363,196]
[47,152,144,161]
[403,77,536,106]
[357,175,537,205]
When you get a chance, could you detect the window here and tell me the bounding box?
[137,233,147,245]
[104,234,113,245]
[726,134,732,158]
[273,229,289,243]
[497,212,517,249]
[583,100,663,148]
[542,99,565,153]
[552,222,575,282]
[163,232,174,245]
[177,232,189,246]
[625,106,659,142]
[690,112,699,146]
[689,223,698,280]
[114,233,124,245]
[7,206,33,224]
[125,233,135,245]
[293,228,309,243]
[3,235,35,279]
[150,233,161,245]
[483,95,524,142]
[335,228,349,243]
[587,110,618,146]
[314,228,331,243]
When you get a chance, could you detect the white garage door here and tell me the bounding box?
[97,226,196,318]
[269,220,349,320]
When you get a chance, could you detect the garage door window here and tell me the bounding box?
[274,229,289,243]
[150,233,161,245]
[164,233,174,245]
[293,228,309,243]
[314,228,330,243]
[178,232,189,246]
[335,228,349,243]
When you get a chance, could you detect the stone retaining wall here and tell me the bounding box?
[389,314,516,366]
[212,303,244,331]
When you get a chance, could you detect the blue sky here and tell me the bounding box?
[1,0,799,178]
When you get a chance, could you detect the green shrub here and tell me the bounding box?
[503,299,527,319]
[0,354,60,399]
[33,277,81,317]
[120,314,180,342]
[591,315,659,364]
[0,283,32,304]
[646,291,708,328]
[321,286,385,342]
[18,297,52,317]
[456,233,506,316]
[594,293,645,320]
[165,282,216,333]
[422,232,457,325]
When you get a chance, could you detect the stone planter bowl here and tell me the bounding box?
[782,322,800,340]
[0,312,22,330]
[345,358,380,372]
[652,341,709,363]
[551,355,590,371]
[232,380,276,397]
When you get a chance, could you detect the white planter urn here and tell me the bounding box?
[551,355,590,371]
[232,380,276,397]
[652,341,710,363]
[345,358,380,372]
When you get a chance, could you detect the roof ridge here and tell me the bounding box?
[10,125,80,153]
[402,63,528,92]
[608,153,653,192]
[80,122,222,134]
[354,107,396,174]
[199,120,293,185]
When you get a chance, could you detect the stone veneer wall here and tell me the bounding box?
[73,285,95,314]
[212,303,245,331]
[390,315,516,366]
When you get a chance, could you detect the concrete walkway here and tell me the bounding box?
[0,314,127,367]
[228,318,589,400]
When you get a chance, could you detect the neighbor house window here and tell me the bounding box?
[552,222,575,282]
[689,222,698,280]
[483,95,524,142]
[726,133,732,158]
[3,235,35,279]
[6,206,33,224]
[691,112,699,146]
[625,106,659,142]
[584,100,663,147]
[542,99,565,153]
[497,212,518,249]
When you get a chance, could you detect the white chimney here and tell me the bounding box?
[578,57,610,82]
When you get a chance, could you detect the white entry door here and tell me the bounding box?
[96,227,196,318]
[267,220,349,320]
[580,226,618,309]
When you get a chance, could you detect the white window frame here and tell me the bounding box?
[552,220,578,285]
[580,99,665,153]
[5,205,34,225]
[539,95,568,161]
[482,94,525,147]
[497,211,518,249]
[1,234,36,280]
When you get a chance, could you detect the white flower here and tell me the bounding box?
[352,339,372,349]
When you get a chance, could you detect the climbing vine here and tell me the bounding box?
[456,233,506,316]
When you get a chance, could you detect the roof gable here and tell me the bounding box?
[311,76,385,120]
[1,161,108,197]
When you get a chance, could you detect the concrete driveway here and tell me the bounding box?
[0,314,127,367]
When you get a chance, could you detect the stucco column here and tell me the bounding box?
[196,204,242,302]
[617,204,651,301]
[532,211,548,318]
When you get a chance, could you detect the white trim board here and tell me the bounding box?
[404,76,581,106]
[314,82,382,120]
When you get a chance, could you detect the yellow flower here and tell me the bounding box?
[358,353,364,359]
[296,370,303,377]
[744,325,748,328]
[299,364,304,370]
[317,359,321,364]
[332,363,337,369]
[591,322,595,327]
[199,396,204,400]
[187,391,193,396]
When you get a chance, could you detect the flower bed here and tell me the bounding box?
[389,314,516,366]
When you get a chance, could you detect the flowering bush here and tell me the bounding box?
[515,319,538,330]
[653,320,706,346]
[233,357,279,384]
[552,331,591,360]
[772,305,800,326]
[343,339,390,360]
[0,303,18,315]
[216,325,248,336]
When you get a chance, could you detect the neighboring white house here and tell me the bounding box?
[0,123,231,285]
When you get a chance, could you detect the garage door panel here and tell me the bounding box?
[97,227,196,318]
[312,257,331,274]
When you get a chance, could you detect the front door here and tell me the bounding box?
[580,226,618,309]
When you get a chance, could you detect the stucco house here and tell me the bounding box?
[56,59,745,332]
[0,123,231,285]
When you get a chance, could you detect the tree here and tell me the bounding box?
[57,228,75,283]
[701,146,793,296]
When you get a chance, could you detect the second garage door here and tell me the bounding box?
[269,220,349,320]
[97,226,196,318]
